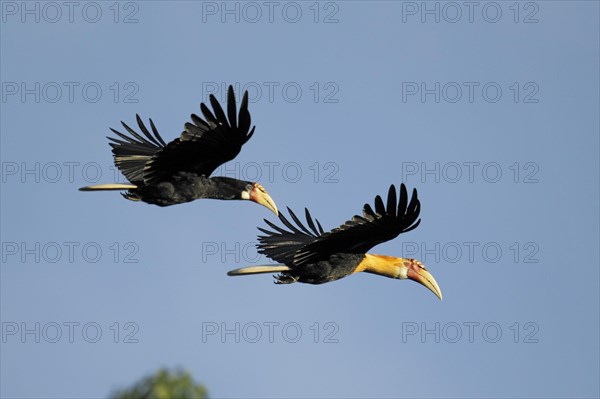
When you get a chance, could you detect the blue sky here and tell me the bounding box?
[1,1,599,398]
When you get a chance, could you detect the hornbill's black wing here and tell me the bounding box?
[261,184,420,266]
[257,208,326,265]
[107,115,167,184]
[142,86,255,185]
[107,85,255,185]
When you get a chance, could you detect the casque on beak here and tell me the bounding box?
[407,261,443,301]
[249,183,278,215]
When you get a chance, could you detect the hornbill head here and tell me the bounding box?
[360,255,442,300]
[242,182,278,215]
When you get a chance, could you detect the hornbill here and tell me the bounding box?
[79,86,278,215]
[228,184,442,300]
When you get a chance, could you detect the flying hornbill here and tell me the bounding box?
[79,86,278,215]
[228,184,442,300]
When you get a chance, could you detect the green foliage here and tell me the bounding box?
[110,368,208,399]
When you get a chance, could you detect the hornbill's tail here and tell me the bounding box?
[79,183,137,191]
[227,265,291,276]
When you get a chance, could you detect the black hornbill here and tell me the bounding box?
[228,184,442,300]
[79,86,278,215]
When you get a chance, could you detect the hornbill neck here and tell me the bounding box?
[207,176,278,215]
[201,176,249,200]
[354,254,408,279]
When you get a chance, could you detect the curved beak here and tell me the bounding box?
[249,186,278,215]
[408,266,443,301]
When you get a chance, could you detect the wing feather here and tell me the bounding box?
[135,115,163,147]
[107,119,166,184]
[106,85,254,185]
[210,93,229,128]
[257,209,324,265]
[292,184,421,265]
[238,90,251,133]
[305,208,321,236]
[256,184,421,266]
[200,102,218,125]
[149,119,167,146]
[141,86,255,184]
[374,195,385,215]
[316,219,325,235]
[386,184,397,218]
[288,208,316,236]
[227,86,238,128]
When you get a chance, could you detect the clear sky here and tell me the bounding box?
[1,1,599,398]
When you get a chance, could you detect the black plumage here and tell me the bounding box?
[80,86,278,214]
[262,184,421,267]
[229,184,431,287]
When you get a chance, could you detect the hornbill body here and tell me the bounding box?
[79,86,278,215]
[228,184,442,300]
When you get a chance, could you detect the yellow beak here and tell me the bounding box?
[250,186,278,215]
[410,267,443,301]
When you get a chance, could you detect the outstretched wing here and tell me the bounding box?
[107,85,255,185]
[142,86,255,185]
[107,115,167,184]
[293,184,421,265]
[257,208,325,265]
